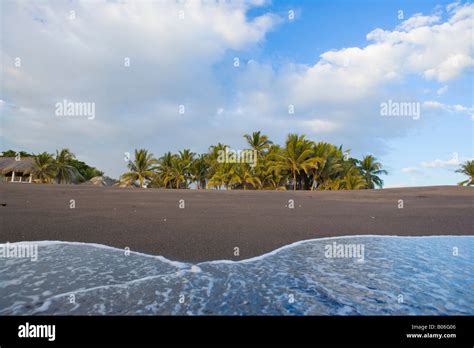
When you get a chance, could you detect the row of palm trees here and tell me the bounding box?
[120,132,389,190]
[21,135,473,188]
[31,149,100,183]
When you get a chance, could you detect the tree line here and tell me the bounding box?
[1,149,103,183]
[4,132,472,188]
[121,132,389,190]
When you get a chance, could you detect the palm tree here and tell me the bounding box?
[207,143,230,188]
[342,167,367,190]
[157,152,175,188]
[243,131,272,155]
[243,133,273,190]
[32,152,56,183]
[262,169,287,190]
[191,154,210,189]
[178,149,195,188]
[55,148,80,184]
[210,163,239,190]
[270,134,318,190]
[208,143,228,166]
[208,143,229,160]
[323,177,343,190]
[358,155,387,189]
[456,160,474,186]
[171,156,186,189]
[149,173,164,188]
[311,142,341,190]
[234,164,262,190]
[207,171,224,189]
[121,149,158,188]
[208,163,234,190]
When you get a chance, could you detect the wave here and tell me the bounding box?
[2,234,469,265]
[1,236,473,315]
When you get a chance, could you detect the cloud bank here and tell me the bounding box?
[1,1,472,177]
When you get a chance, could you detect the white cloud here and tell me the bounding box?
[237,3,473,117]
[364,5,473,83]
[396,13,440,31]
[1,1,473,177]
[422,100,473,118]
[231,4,473,153]
[401,153,471,176]
[1,0,280,174]
[447,2,461,13]
[423,54,474,81]
[422,101,445,109]
[401,167,421,173]
[421,153,461,168]
[437,85,448,95]
[301,119,341,134]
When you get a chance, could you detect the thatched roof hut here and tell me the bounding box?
[0,157,35,175]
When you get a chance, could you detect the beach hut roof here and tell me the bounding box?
[0,157,35,175]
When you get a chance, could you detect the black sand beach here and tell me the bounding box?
[0,184,472,262]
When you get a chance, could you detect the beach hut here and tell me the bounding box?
[0,157,35,183]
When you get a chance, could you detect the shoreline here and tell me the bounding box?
[1,184,472,262]
[2,234,472,265]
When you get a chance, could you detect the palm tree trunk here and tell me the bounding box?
[293,172,296,191]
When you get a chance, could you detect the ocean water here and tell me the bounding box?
[0,236,473,315]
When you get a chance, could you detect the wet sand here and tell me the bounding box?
[0,184,472,262]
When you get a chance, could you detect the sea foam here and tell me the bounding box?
[0,236,472,315]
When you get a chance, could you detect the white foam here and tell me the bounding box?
[1,235,471,266]
[1,235,472,315]
[46,273,175,300]
[197,234,472,265]
[0,240,189,268]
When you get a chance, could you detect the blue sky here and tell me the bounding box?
[1,0,473,187]
[245,0,473,187]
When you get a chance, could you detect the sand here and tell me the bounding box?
[0,184,472,262]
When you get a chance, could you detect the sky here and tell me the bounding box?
[1,0,473,187]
